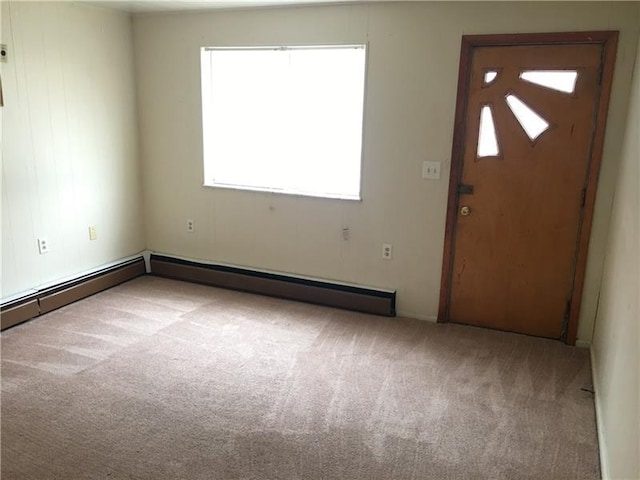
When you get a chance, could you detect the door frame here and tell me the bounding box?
[437,31,619,345]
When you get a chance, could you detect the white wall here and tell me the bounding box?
[592,31,640,480]
[133,2,639,339]
[1,1,145,299]
[133,2,639,342]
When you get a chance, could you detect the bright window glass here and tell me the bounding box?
[505,94,550,141]
[484,70,498,85]
[200,45,367,200]
[477,105,499,157]
[520,70,578,94]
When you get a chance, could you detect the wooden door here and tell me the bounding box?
[439,33,618,343]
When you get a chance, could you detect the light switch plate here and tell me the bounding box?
[422,161,441,180]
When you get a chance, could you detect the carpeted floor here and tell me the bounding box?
[1,276,599,479]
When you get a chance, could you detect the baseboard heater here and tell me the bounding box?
[0,256,146,331]
[150,254,396,317]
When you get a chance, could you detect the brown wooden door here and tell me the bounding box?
[441,34,618,341]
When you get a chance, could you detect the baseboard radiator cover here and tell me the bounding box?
[0,256,146,331]
[150,254,396,317]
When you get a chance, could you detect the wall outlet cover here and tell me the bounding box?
[37,237,50,254]
[422,161,441,180]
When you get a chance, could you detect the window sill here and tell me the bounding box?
[203,182,362,202]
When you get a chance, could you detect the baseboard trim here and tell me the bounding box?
[397,311,437,322]
[1,256,146,331]
[150,254,396,317]
[0,299,40,330]
[590,346,608,479]
[39,260,146,314]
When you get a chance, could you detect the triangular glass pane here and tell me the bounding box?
[505,94,549,141]
[484,70,498,85]
[520,70,578,94]
[477,105,499,157]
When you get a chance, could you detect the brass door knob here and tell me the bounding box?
[460,206,471,216]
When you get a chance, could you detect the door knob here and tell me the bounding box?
[460,206,471,216]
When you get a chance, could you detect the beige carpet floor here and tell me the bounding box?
[1,276,599,479]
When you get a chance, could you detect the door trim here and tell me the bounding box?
[437,31,619,345]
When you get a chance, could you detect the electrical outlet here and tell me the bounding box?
[422,161,441,180]
[88,225,98,241]
[37,237,50,254]
[186,219,194,232]
[382,243,393,260]
[342,227,350,241]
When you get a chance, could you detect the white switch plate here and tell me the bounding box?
[88,225,98,241]
[422,161,441,180]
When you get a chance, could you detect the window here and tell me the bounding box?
[519,70,578,94]
[477,105,500,157]
[505,94,550,141]
[483,70,498,85]
[200,45,367,200]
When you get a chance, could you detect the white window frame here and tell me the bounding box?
[200,44,367,201]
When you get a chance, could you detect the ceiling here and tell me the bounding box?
[78,0,379,14]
